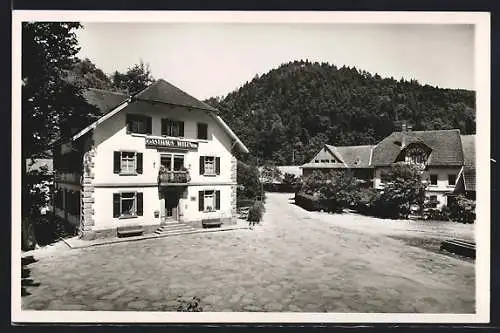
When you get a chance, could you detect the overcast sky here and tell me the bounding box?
[76,23,474,100]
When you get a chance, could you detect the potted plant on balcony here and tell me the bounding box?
[181,166,191,182]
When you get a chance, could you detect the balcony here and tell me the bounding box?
[158,170,190,186]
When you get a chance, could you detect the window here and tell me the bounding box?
[113,192,143,218]
[160,154,184,171]
[114,151,143,175]
[197,123,208,140]
[314,160,319,163]
[199,156,220,175]
[448,174,456,186]
[126,114,152,135]
[430,174,438,185]
[198,190,221,212]
[161,119,184,137]
[321,159,329,163]
[429,195,438,208]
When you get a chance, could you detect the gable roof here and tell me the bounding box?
[302,144,374,169]
[70,79,249,153]
[461,134,476,191]
[82,88,130,115]
[371,129,464,166]
[133,79,218,112]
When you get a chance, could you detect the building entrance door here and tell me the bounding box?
[163,190,181,223]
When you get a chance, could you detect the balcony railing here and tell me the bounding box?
[158,170,190,186]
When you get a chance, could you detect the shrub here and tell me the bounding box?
[449,195,476,223]
[237,161,261,201]
[377,163,426,219]
[21,217,37,251]
[352,187,380,215]
[247,201,264,223]
[177,296,203,312]
[423,205,451,221]
[34,215,78,246]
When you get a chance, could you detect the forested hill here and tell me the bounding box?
[204,60,475,166]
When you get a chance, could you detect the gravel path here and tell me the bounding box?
[21,192,475,313]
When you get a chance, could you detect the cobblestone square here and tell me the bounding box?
[21,193,475,313]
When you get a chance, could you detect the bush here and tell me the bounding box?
[34,215,78,246]
[449,195,476,223]
[247,201,264,223]
[21,217,37,251]
[423,205,451,221]
[352,187,380,215]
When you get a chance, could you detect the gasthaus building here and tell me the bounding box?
[52,79,249,240]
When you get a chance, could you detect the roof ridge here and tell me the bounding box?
[86,87,130,96]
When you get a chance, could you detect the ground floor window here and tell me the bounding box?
[113,192,143,218]
[429,195,438,208]
[198,190,221,212]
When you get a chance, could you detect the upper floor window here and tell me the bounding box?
[430,174,438,185]
[404,145,428,165]
[162,119,184,137]
[114,151,143,175]
[448,174,456,186]
[197,123,208,140]
[161,154,184,171]
[126,114,152,135]
[200,156,220,176]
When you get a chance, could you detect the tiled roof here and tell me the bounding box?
[133,79,218,112]
[82,88,129,115]
[461,135,476,191]
[301,162,349,169]
[332,145,374,168]
[371,129,464,166]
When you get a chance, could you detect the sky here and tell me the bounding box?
[76,23,474,100]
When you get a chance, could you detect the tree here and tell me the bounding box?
[21,22,101,248]
[111,60,155,94]
[260,165,282,184]
[378,162,427,218]
[66,57,114,90]
[236,161,261,201]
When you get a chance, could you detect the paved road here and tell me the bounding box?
[22,193,475,313]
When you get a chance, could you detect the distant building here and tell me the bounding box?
[302,125,476,209]
[259,165,302,184]
[300,144,374,184]
[455,134,476,200]
[53,79,248,240]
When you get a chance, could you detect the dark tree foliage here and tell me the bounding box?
[111,60,155,94]
[236,161,261,201]
[205,60,475,165]
[66,58,115,91]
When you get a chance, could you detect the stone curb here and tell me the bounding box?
[66,225,252,249]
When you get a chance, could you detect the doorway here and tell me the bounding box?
[163,189,181,223]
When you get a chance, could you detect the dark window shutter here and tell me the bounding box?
[179,122,184,137]
[136,153,143,174]
[113,193,120,217]
[161,119,166,136]
[216,157,220,175]
[126,115,132,133]
[198,191,204,211]
[215,190,220,210]
[136,192,143,216]
[199,156,205,175]
[114,151,121,174]
[146,117,152,135]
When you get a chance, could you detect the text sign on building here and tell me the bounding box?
[145,137,199,150]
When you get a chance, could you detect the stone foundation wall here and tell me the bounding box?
[80,142,96,240]
[230,156,238,223]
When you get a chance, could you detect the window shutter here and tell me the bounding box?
[146,117,152,135]
[199,156,205,175]
[198,191,204,211]
[215,190,220,210]
[136,153,143,174]
[113,193,120,218]
[136,192,143,216]
[161,119,166,136]
[216,157,221,175]
[114,151,121,174]
[179,122,184,137]
[126,115,132,133]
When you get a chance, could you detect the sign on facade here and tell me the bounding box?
[145,137,199,150]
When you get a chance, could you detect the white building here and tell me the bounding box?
[53,79,249,240]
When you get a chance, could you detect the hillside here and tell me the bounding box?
[205,60,475,166]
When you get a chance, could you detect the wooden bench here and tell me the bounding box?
[117,225,144,238]
[202,218,222,228]
[440,239,476,259]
